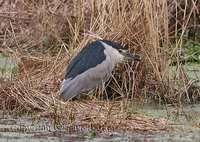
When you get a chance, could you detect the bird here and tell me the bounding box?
[60,39,140,101]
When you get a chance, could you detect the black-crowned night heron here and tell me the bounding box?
[60,40,140,101]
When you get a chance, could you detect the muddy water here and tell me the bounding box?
[0,104,200,142]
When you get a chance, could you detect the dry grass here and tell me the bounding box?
[0,0,199,133]
[32,100,167,134]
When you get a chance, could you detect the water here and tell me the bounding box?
[0,104,200,142]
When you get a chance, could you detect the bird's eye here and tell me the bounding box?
[118,49,123,53]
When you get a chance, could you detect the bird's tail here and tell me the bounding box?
[59,79,79,101]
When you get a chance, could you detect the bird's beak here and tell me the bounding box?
[121,51,141,61]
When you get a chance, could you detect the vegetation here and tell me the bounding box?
[0,0,199,133]
[183,41,200,63]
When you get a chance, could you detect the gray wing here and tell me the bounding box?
[60,54,113,101]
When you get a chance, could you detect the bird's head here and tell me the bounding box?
[98,40,141,63]
[117,48,141,62]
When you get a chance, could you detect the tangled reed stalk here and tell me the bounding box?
[0,0,199,133]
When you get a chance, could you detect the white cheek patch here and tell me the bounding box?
[99,41,124,63]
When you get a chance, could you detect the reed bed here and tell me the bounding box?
[0,0,199,133]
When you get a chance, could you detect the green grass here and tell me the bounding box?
[184,41,200,63]
[170,63,200,80]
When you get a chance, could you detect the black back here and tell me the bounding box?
[65,40,108,79]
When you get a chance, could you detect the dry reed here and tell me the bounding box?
[0,0,199,133]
